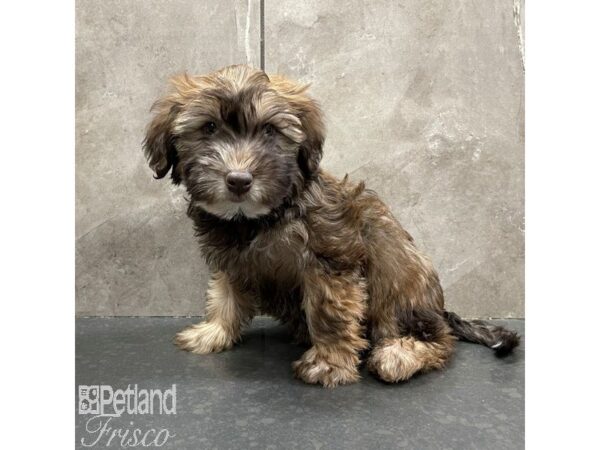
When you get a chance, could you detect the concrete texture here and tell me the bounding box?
[265,0,524,318]
[76,317,525,449]
[76,1,524,317]
[76,0,261,315]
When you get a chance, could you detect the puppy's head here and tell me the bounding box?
[143,65,325,220]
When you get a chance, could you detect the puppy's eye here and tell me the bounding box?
[263,123,276,136]
[202,121,217,135]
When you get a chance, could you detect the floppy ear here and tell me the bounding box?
[142,95,182,184]
[297,97,325,178]
[270,75,326,178]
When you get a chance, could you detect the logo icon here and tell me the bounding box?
[78,385,100,414]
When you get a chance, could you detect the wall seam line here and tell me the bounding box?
[260,0,265,70]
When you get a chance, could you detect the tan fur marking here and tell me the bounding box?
[174,272,255,354]
[367,335,455,382]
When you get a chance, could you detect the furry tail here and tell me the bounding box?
[444,311,520,357]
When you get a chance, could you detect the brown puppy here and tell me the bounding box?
[143,65,519,387]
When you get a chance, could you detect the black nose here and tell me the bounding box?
[225,171,253,195]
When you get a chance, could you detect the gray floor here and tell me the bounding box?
[76,317,524,450]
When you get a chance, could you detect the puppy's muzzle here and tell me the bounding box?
[226,171,253,196]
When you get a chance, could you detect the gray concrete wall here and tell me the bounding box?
[76,0,524,318]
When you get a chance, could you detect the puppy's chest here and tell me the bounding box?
[241,222,309,284]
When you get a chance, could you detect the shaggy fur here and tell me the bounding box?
[143,65,519,387]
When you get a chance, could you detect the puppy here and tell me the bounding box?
[143,65,519,387]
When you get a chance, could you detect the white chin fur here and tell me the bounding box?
[194,200,271,219]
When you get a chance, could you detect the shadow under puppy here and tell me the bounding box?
[143,65,519,387]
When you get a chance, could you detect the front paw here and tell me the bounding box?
[174,322,234,354]
[292,346,360,388]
